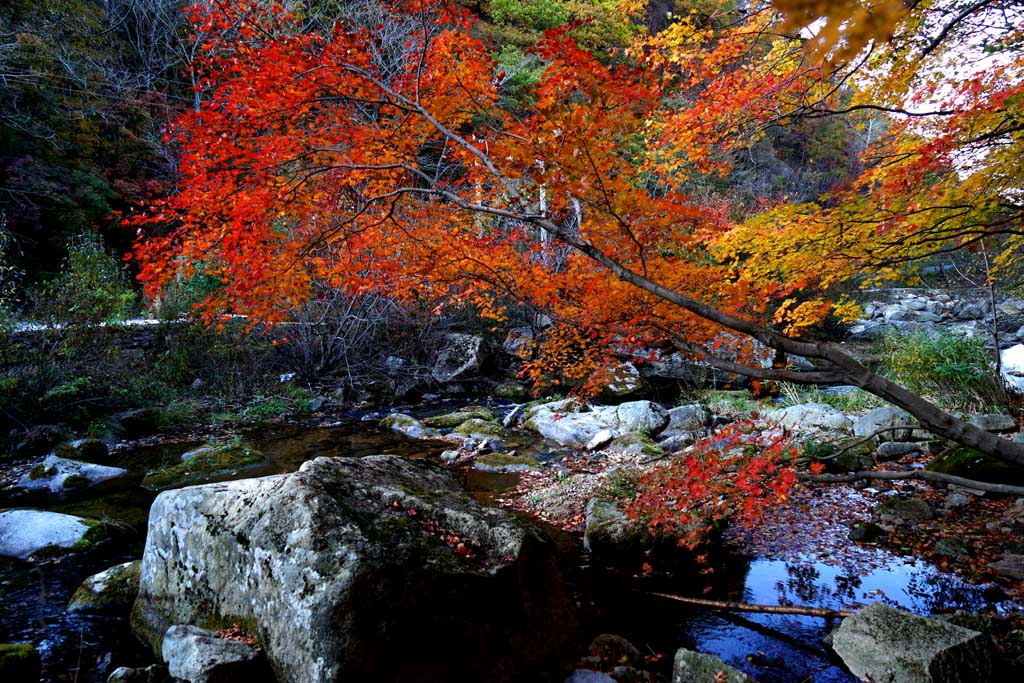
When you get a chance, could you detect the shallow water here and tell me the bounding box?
[0,418,1011,682]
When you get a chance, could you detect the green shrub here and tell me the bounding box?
[33,232,137,323]
[150,264,223,321]
[877,331,1000,410]
[489,0,568,30]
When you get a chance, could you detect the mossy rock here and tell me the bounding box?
[142,443,266,491]
[608,433,664,459]
[68,560,141,613]
[73,438,111,463]
[927,447,1024,486]
[827,438,876,473]
[875,496,933,522]
[451,418,505,437]
[423,407,495,428]
[473,453,540,472]
[27,463,57,480]
[494,381,531,401]
[0,643,40,680]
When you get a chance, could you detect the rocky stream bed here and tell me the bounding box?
[1,396,1023,683]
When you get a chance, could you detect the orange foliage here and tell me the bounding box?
[627,421,799,549]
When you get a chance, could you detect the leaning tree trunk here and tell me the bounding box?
[525,215,1024,468]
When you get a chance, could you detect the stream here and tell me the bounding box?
[0,411,1012,682]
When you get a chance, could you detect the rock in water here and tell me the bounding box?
[830,602,992,683]
[161,625,270,683]
[17,454,132,498]
[0,509,101,560]
[132,455,574,683]
[68,561,141,613]
[672,648,758,682]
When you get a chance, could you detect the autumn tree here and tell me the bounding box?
[130,0,1024,466]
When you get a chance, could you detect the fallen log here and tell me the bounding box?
[796,469,1024,496]
[639,590,854,618]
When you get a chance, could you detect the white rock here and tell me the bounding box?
[0,509,96,559]
[162,625,268,683]
[586,429,615,451]
[768,403,852,433]
[17,454,131,495]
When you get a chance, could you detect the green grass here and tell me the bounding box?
[877,330,1002,411]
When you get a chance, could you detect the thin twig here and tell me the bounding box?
[640,591,854,618]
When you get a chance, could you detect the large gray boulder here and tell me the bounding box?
[0,509,102,560]
[161,625,271,683]
[132,455,573,683]
[769,403,852,434]
[614,401,669,435]
[431,333,483,382]
[830,602,992,683]
[854,406,916,441]
[17,454,132,498]
[525,399,668,448]
[672,648,757,682]
[667,404,706,432]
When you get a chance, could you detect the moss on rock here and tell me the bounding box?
[927,447,1024,485]
[474,453,540,469]
[142,443,265,491]
[68,560,141,613]
[423,407,495,428]
[608,433,664,458]
[451,418,505,437]
[0,643,40,680]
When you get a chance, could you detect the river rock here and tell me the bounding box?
[830,602,992,683]
[586,429,615,451]
[162,625,271,683]
[431,333,483,382]
[875,496,933,522]
[667,404,706,432]
[0,643,41,680]
[0,509,101,560]
[525,400,607,447]
[17,454,132,498]
[614,401,669,435]
[380,413,440,440]
[142,442,268,492]
[106,664,171,683]
[854,406,916,441]
[524,399,668,447]
[423,407,495,428]
[59,438,111,464]
[987,553,1024,580]
[769,403,852,433]
[583,498,684,567]
[876,441,923,460]
[672,648,757,682]
[68,560,141,613]
[968,414,1016,433]
[657,431,695,453]
[927,447,1024,486]
[132,455,573,683]
[589,633,642,667]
